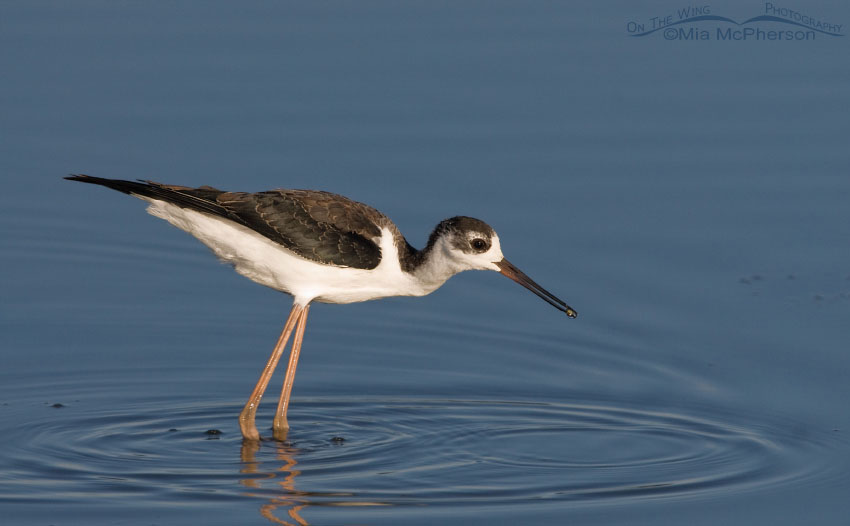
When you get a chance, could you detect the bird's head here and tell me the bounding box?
[430,216,504,272]
[428,216,577,318]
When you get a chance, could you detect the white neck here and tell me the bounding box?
[408,237,469,295]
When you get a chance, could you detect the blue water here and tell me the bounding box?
[2,1,849,524]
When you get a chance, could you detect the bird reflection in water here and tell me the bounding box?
[239,433,387,525]
[240,437,310,525]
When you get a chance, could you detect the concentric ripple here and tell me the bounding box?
[2,395,843,524]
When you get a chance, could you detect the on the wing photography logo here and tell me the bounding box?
[626,3,843,41]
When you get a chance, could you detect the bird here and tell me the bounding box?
[65,175,577,441]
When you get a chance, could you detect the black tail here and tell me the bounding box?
[65,174,232,218]
[65,174,168,197]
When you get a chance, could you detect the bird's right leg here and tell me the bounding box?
[239,303,304,441]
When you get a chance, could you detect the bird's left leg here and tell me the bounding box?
[273,304,310,439]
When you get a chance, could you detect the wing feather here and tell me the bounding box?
[65,175,386,269]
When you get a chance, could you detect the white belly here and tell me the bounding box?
[144,199,428,305]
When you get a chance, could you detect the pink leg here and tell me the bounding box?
[239,303,304,441]
[273,305,310,438]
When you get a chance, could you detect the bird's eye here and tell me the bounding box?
[471,238,487,251]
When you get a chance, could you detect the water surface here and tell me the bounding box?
[2,1,849,524]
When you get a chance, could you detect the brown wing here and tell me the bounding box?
[215,189,385,269]
[65,175,386,269]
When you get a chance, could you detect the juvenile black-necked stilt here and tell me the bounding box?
[66,175,577,440]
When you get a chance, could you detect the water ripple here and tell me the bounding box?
[2,396,843,523]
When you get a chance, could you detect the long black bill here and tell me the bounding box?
[495,259,577,318]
